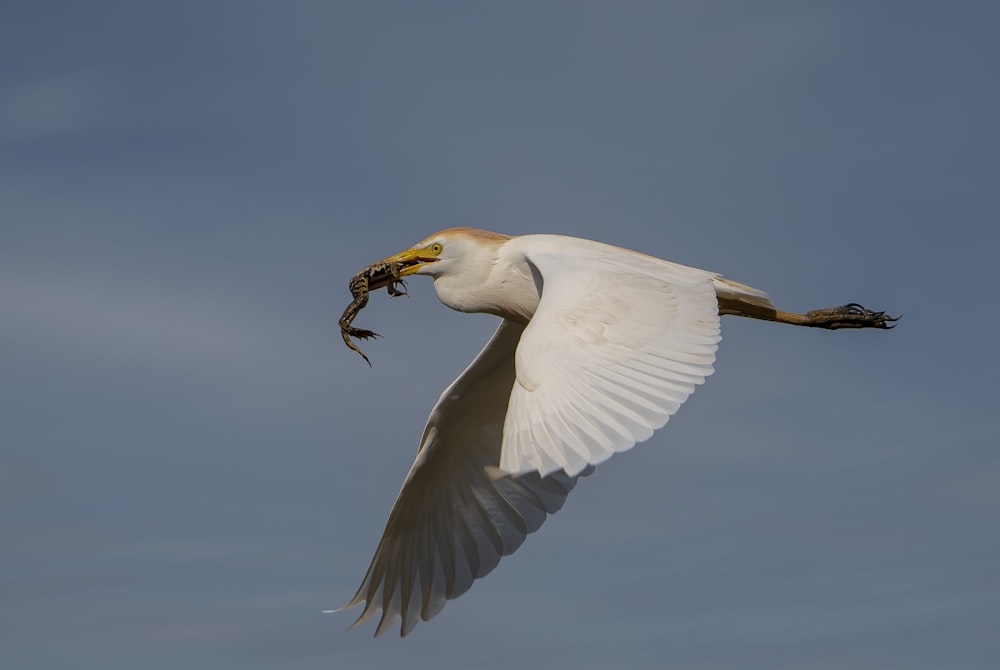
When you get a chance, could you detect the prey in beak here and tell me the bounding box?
[375,247,439,279]
[338,249,437,365]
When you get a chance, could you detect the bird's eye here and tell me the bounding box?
[429,243,443,254]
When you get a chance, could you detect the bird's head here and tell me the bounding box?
[374,228,521,316]
[376,227,512,281]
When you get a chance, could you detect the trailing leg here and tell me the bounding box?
[718,296,898,330]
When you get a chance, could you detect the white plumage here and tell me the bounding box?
[335,227,892,636]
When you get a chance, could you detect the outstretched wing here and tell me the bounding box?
[341,320,588,636]
[500,236,722,477]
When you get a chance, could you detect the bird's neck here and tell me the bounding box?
[433,242,540,324]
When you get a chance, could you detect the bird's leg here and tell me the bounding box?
[719,298,899,330]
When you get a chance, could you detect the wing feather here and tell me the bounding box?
[342,321,587,636]
[500,238,722,476]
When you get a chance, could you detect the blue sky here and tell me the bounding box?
[1,2,998,668]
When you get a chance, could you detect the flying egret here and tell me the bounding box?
[336,227,896,636]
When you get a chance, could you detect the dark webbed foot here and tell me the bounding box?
[386,279,408,298]
[342,327,382,341]
[804,303,900,330]
[341,328,382,366]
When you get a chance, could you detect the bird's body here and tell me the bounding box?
[336,228,896,636]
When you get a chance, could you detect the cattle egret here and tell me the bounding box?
[334,227,896,636]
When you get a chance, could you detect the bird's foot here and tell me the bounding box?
[804,303,900,330]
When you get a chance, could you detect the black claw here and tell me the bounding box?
[805,303,900,330]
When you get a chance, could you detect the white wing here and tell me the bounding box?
[501,237,722,477]
[342,320,588,636]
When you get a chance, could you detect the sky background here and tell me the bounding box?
[2,2,998,668]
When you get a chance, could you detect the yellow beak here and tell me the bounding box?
[378,248,438,276]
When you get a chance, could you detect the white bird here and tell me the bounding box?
[336,227,895,636]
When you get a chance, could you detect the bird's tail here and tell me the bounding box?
[714,277,776,317]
